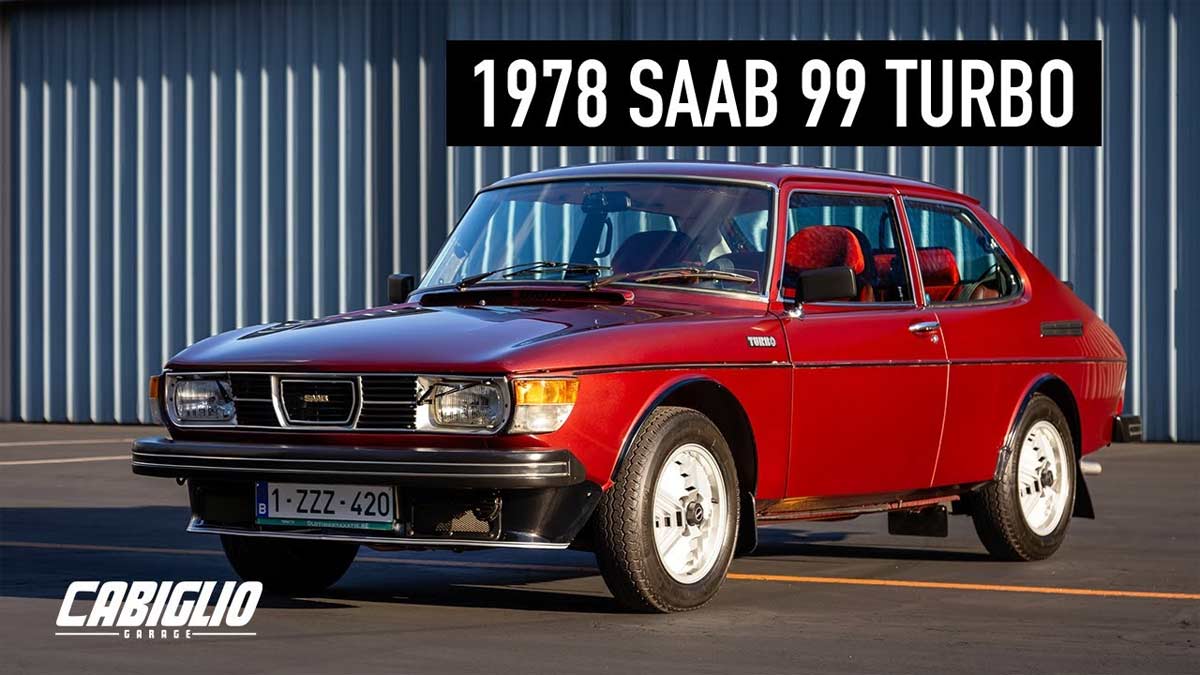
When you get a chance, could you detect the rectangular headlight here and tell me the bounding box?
[170,376,235,423]
[423,379,506,431]
[509,378,578,434]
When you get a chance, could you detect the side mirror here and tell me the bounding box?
[386,273,416,304]
[796,266,857,303]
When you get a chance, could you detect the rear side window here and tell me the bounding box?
[902,199,1020,304]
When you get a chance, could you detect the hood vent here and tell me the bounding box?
[418,287,631,308]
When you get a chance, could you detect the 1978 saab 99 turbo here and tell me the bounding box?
[133,162,1141,612]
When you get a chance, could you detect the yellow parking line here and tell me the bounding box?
[4,540,1196,601]
[0,455,128,466]
[725,573,1200,601]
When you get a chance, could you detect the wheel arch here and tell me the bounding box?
[998,373,1092,519]
[611,376,758,494]
[610,376,760,554]
[1004,374,1081,461]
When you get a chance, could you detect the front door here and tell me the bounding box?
[778,186,948,498]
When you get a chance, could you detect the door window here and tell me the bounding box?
[902,199,1021,304]
[784,192,914,303]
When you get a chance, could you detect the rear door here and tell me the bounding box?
[900,197,1029,487]
[780,184,948,498]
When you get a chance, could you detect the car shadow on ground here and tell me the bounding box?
[751,525,993,562]
[0,506,984,613]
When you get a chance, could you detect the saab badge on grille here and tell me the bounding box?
[746,335,777,348]
[280,380,355,425]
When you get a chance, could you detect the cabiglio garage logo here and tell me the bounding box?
[56,581,262,639]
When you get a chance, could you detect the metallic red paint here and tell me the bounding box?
[163,162,1129,515]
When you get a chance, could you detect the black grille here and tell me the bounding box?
[280,380,356,424]
[229,374,272,400]
[234,400,280,427]
[357,376,419,430]
[361,376,418,402]
[229,374,279,427]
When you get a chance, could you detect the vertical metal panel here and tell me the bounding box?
[1,0,1194,440]
[0,5,10,420]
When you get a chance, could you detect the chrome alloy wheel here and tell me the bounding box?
[1017,420,1072,536]
[651,442,729,584]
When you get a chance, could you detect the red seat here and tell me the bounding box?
[783,226,873,302]
[915,247,960,302]
[872,248,961,302]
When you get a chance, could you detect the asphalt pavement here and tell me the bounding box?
[1,423,1196,674]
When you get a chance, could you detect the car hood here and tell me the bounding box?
[166,289,782,374]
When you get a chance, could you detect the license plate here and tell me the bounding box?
[255,482,396,531]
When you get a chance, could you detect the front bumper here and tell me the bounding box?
[132,437,600,549]
[131,436,586,489]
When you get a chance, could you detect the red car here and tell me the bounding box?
[134,162,1141,612]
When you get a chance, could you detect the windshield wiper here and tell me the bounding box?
[590,266,756,289]
[456,261,607,290]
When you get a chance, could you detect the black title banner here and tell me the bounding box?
[446,40,1101,147]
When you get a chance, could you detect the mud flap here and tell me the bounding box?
[1073,469,1095,519]
[887,505,949,537]
[734,491,758,556]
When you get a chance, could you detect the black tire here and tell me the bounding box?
[594,406,740,613]
[969,394,1076,561]
[221,535,359,594]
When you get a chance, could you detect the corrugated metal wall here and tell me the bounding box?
[2,0,1196,441]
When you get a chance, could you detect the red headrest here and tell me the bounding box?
[873,252,899,279]
[785,226,866,274]
[916,247,960,287]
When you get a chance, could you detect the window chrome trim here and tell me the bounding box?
[776,186,921,311]
[898,196,1027,308]
[422,176,780,304]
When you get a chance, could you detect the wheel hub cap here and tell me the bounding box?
[651,443,729,584]
[1017,420,1071,536]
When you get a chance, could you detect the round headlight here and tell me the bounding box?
[172,377,235,422]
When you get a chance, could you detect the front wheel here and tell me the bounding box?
[969,394,1076,561]
[221,535,359,594]
[593,406,740,613]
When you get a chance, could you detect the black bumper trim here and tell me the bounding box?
[132,437,586,488]
[188,518,572,549]
[1112,415,1143,443]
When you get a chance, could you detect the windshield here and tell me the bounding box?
[421,179,776,296]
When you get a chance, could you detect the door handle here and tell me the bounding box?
[908,320,940,334]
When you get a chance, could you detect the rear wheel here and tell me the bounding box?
[221,535,359,594]
[594,406,739,613]
[970,394,1076,561]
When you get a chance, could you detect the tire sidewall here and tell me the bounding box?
[1003,395,1076,556]
[634,410,740,609]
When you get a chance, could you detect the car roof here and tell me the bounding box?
[487,160,978,203]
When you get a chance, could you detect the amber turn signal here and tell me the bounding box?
[513,378,579,406]
[510,378,578,434]
[147,375,162,424]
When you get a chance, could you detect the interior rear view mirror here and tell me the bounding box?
[581,191,632,214]
[796,266,857,303]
